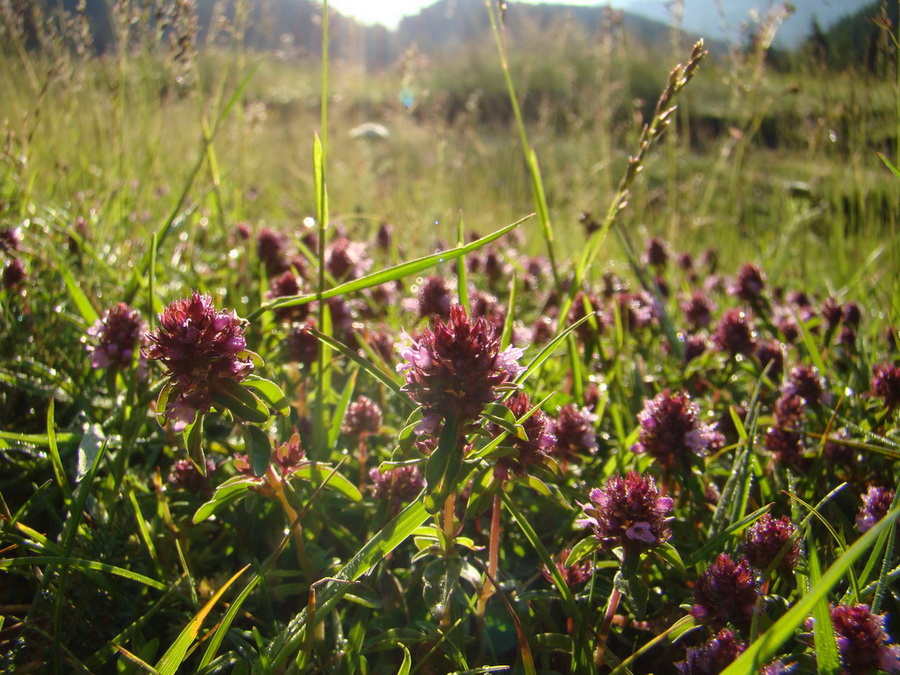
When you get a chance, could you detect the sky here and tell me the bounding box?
[327,0,623,29]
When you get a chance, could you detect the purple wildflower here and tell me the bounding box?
[577,471,673,555]
[743,513,800,573]
[551,404,599,464]
[729,263,766,303]
[145,293,254,430]
[0,226,21,253]
[782,365,827,405]
[491,391,556,480]
[267,271,310,322]
[405,275,452,320]
[376,222,393,250]
[675,629,746,675]
[3,257,26,289]
[542,548,593,587]
[856,485,895,533]
[712,309,756,357]
[285,320,318,366]
[326,236,372,281]
[754,340,786,380]
[681,291,716,330]
[256,227,289,276]
[398,304,523,431]
[342,395,383,440]
[167,457,217,496]
[632,390,724,473]
[690,553,760,631]
[85,303,147,371]
[871,363,900,409]
[369,464,425,510]
[644,236,670,270]
[830,604,900,674]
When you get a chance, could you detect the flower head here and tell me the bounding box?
[405,275,452,320]
[743,513,800,573]
[369,464,425,509]
[542,548,593,587]
[690,553,760,630]
[285,319,318,366]
[0,226,21,253]
[871,363,900,409]
[167,457,217,496]
[343,395,383,440]
[490,391,555,479]
[3,257,26,289]
[145,293,253,430]
[399,305,522,429]
[256,227,290,276]
[782,364,827,405]
[712,309,756,357]
[675,629,746,675]
[830,604,900,674]
[267,271,310,323]
[856,485,895,533]
[681,291,716,330]
[85,303,147,371]
[326,236,372,281]
[577,471,673,554]
[551,404,599,464]
[632,390,724,473]
[644,236,670,270]
[729,263,766,303]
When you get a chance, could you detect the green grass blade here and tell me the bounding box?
[722,506,900,674]
[45,399,72,503]
[807,538,841,675]
[155,564,250,675]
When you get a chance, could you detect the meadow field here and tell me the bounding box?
[1,1,899,673]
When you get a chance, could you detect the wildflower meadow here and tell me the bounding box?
[1,0,899,673]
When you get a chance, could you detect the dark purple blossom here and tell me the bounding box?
[376,222,393,250]
[405,275,452,320]
[235,432,306,479]
[754,340,786,380]
[145,293,254,430]
[551,404,599,464]
[765,426,807,470]
[712,309,756,357]
[85,303,147,371]
[577,471,673,555]
[729,263,766,303]
[829,604,900,674]
[690,553,760,630]
[267,271,310,322]
[398,305,523,432]
[285,320,319,366]
[821,296,843,331]
[681,291,716,330]
[632,390,724,473]
[0,226,21,253]
[743,513,800,573]
[773,393,805,426]
[256,227,289,276]
[842,302,861,328]
[644,236,670,269]
[871,363,900,409]
[782,365,827,405]
[3,257,25,289]
[856,485,895,533]
[675,629,746,675]
[542,548,593,587]
[369,464,425,509]
[682,332,710,362]
[326,236,372,281]
[167,457,217,496]
[343,395,383,440]
[491,391,556,479]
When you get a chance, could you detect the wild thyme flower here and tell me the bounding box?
[754,340,786,380]
[3,257,25,289]
[743,513,800,573]
[829,604,900,674]
[0,226,21,253]
[783,364,827,405]
[856,485,895,533]
[568,291,604,342]
[729,263,766,303]
[491,391,555,480]
[644,236,670,270]
[542,548,593,587]
[577,471,673,555]
[342,395,383,440]
[145,293,253,430]
[675,629,746,675]
[682,332,710,362]
[267,271,309,323]
[405,275,452,320]
[681,291,716,330]
[551,404,599,464]
[167,457,216,496]
[871,363,900,409]
[285,319,318,366]
[690,553,760,631]
[85,303,147,372]
[773,393,805,426]
[369,464,425,509]
[843,302,861,328]
[398,304,523,433]
[615,291,659,332]
[632,390,724,473]
[256,227,289,276]
[235,432,306,479]
[712,308,756,357]
[375,222,393,250]
[821,296,843,331]
[326,236,372,281]
[765,426,807,470]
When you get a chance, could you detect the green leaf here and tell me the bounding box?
[55,253,98,324]
[423,555,463,620]
[210,378,270,424]
[241,376,290,417]
[653,542,686,575]
[192,477,257,524]
[46,399,72,502]
[722,506,900,675]
[328,369,358,449]
[423,417,463,513]
[0,556,167,591]
[565,537,602,567]
[155,565,249,675]
[290,464,363,502]
[686,504,771,568]
[183,413,206,473]
[397,645,412,675]
[243,425,272,477]
[808,539,841,675]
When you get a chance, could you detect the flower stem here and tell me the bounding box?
[266,465,315,584]
[595,586,622,666]
[476,491,502,618]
